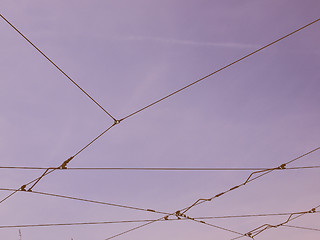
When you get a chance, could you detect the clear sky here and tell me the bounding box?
[1,1,320,239]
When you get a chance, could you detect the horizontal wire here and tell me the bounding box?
[0,13,115,121]
[2,211,319,229]
[0,166,319,171]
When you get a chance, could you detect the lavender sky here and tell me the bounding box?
[1,1,320,239]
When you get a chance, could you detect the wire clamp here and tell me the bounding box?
[114,119,121,125]
[20,185,27,191]
[309,208,316,213]
[245,232,253,238]
[279,164,286,169]
[59,156,74,169]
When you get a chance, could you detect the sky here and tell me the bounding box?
[1,1,320,239]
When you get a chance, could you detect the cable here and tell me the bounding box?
[0,166,319,171]
[282,225,320,232]
[0,13,116,121]
[1,211,319,229]
[105,146,320,239]
[0,123,116,205]
[0,188,168,215]
[119,17,320,122]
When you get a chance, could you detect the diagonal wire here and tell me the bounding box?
[0,13,116,121]
[105,146,320,239]
[282,225,320,232]
[0,188,168,215]
[119,17,320,122]
[0,123,116,205]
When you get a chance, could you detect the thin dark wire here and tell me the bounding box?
[119,17,320,122]
[0,188,168,215]
[282,225,320,232]
[0,124,115,205]
[0,166,319,171]
[0,13,115,121]
[2,211,319,229]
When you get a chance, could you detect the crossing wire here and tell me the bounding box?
[1,211,318,229]
[1,13,319,205]
[0,13,116,121]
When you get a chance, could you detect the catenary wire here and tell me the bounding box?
[0,166,319,171]
[282,225,320,232]
[1,211,319,229]
[0,13,116,121]
[105,146,320,239]
[119,17,320,122]
[0,188,168,215]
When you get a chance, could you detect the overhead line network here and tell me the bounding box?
[0,14,318,207]
[105,146,320,239]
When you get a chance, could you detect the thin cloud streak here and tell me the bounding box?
[118,35,260,49]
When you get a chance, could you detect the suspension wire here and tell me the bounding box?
[0,166,319,171]
[231,203,320,239]
[105,146,320,239]
[282,225,320,232]
[1,211,318,229]
[119,17,320,122]
[0,188,168,215]
[0,123,116,205]
[0,13,116,121]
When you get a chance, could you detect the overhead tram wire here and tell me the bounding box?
[0,166,319,171]
[0,188,169,215]
[1,211,319,229]
[282,225,320,232]
[0,123,116,205]
[119,17,320,122]
[105,146,320,240]
[0,13,115,121]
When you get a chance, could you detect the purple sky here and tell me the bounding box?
[1,1,320,239]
